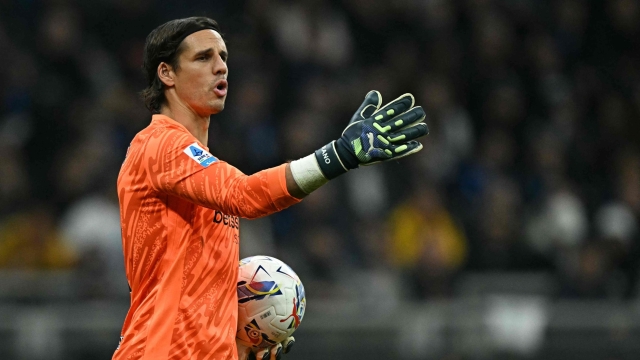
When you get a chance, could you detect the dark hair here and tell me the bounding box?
[141,17,222,113]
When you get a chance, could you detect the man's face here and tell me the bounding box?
[172,29,228,116]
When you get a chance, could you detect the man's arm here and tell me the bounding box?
[285,163,308,199]
[144,90,426,218]
[143,129,302,219]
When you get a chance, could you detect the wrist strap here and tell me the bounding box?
[290,154,328,194]
[313,141,349,180]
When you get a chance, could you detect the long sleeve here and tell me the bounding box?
[144,124,301,219]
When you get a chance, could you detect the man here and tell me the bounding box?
[115,16,428,360]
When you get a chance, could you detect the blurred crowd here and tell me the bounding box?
[0,0,639,302]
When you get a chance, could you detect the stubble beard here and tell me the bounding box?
[209,98,225,114]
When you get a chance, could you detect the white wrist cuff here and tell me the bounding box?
[290,154,329,194]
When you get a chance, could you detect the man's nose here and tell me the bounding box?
[213,55,227,76]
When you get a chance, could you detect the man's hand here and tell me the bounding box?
[289,90,428,194]
[237,337,295,360]
[314,90,429,179]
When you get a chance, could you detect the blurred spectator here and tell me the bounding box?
[616,150,640,214]
[387,183,467,298]
[267,1,353,68]
[417,74,474,181]
[0,145,30,216]
[596,202,638,248]
[469,176,550,271]
[526,189,589,260]
[558,241,622,299]
[60,190,125,298]
[0,206,76,269]
[346,165,388,218]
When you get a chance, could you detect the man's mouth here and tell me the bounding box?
[213,79,228,97]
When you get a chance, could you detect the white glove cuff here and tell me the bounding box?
[290,154,329,194]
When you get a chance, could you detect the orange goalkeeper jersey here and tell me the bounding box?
[114,115,301,360]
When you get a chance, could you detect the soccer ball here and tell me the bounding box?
[236,256,306,348]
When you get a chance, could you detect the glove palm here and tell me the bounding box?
[315,91,429,179]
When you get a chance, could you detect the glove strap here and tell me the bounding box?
[314,141,349,180]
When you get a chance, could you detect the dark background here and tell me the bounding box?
[0,0,639,359]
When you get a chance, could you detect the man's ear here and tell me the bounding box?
[157,62,175,87]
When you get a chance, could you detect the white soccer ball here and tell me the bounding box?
[236,256,306,348]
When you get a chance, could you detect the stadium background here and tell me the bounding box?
[1,0,639,359]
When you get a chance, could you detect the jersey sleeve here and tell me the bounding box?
[144,126,301,219]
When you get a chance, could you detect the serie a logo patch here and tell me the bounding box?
[183,142,217,167]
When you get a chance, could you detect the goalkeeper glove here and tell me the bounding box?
[289,90,428,194]
[237,336,295,360]
[314,90,428,179]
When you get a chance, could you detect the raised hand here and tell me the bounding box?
[314,90,429,179]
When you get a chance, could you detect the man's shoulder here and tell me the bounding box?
[140,116,190,137]
[132,118,193,150]
[119,119,195,186]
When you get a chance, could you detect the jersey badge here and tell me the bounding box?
[183,142,217,167]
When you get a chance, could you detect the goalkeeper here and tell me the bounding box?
[114,16,428,360]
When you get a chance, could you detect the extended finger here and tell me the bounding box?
[371,106,425,135]
[349,90,382,125]
[255,347,271,360]
[283,337,295,354]
[272,343,283,360]
[371,93,415,123]
[392,140,423,160]
[377,106,425,132]
[386,122,429,143]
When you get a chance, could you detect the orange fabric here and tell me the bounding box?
[114,115,301,360]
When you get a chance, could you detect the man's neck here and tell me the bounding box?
[160,104,210,145]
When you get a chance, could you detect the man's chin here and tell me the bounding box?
[209,100,226,114]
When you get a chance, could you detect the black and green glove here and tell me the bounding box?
[314,90,429,179]
[239,336,295,360]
